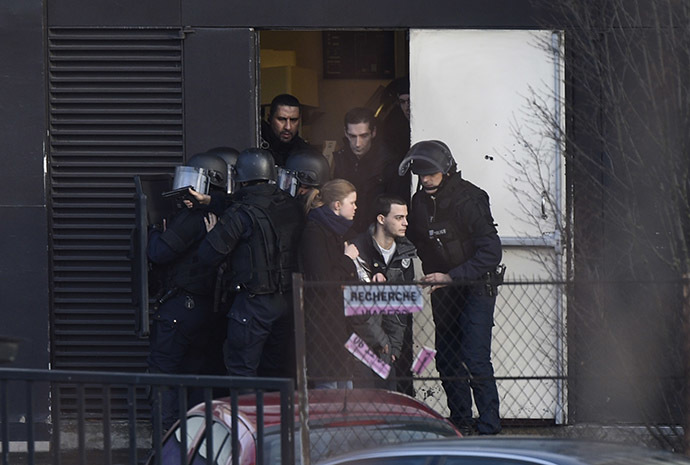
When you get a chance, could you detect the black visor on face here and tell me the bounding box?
[410,159,441,175]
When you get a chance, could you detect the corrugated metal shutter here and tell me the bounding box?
[48,27,184,416]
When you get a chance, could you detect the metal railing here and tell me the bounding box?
[0,368,294,465]
[2,275,688,463]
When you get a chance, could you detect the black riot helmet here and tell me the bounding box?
[398,140,457,176]
[206,146,239,169]
[206,147,240,194]
[185,151,229,190]
[285,150,331,188]
[172,151,228,194]
[235,148,277,183]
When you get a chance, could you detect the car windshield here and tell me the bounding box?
[264,421,458,465]
[157,416,206,465]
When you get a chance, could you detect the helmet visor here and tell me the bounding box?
[172,166,210,194]
[399,155,444,176]
[410,159,441,175]
[226,165,236,195]
[277,167,298,197]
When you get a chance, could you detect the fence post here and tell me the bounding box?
[292,273,310,465]
[684,274,690,456]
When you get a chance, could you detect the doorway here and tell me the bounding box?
[258,30,408,164]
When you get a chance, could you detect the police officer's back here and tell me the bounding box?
[146,151,230,431]
[198,148,305,378]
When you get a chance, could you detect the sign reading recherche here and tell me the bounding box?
[343,284,424,317]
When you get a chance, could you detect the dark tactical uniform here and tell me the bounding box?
[199,183,304,378]
[351,225,417,391]
[146,207,225,430]
[408,172,503,435]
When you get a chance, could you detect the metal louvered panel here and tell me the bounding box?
[48,28,183,386]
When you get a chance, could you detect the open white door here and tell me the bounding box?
[410,29,567,422]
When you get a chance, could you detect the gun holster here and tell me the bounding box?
[152,286,179,312]
[484,264,506,297]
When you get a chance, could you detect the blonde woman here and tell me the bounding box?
[299,179,359,388]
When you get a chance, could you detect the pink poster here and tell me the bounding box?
[411,346,437,375]
[344,333,391,379]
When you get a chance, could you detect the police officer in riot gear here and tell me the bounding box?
[179,150,228,192]
[146,151,229,431]
[400,140,503,435]
[206,146,240,195]
[198,148,305,378]
[182,147,241,218]
[285,149,330,191]
[279,149,331,213]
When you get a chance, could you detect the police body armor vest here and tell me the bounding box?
[411,176,493,274]
[226,188,303,295]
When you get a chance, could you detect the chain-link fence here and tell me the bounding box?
[294,274,690,456]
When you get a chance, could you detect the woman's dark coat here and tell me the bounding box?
[299,218,357,382]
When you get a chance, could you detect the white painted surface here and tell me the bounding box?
[410,29,563,240]
[409,29,566,421]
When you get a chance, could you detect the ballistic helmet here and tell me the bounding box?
[172,151,228,194]
[285,150,331,188]
[206,147,239,194]
[206,146,239,169]
[235,148,277,183]
[186,152,229,189]
[398,140,457,176]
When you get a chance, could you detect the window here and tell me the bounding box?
[159,416,206,464]
[195,421,233,465]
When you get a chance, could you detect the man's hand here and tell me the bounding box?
[183,188,211,208]
[372,273,387,282]
[204,213,218,232]
[378,344,396,363]
[421,272,452,292]
[344,242,359,260]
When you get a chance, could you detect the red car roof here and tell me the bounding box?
[189,388,456,431]
[160,389,460,465]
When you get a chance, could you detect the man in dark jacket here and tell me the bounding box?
[351,194,417,391]
[261,94,311,167]
[198,148,305,378]
[400,140,503,436]
[333,107,407,235]
[379,77,411,202]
